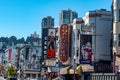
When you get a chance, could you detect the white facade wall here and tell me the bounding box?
[84,10,112,62]
[72,18,84,64]
[95,17,111,61]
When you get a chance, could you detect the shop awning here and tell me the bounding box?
[69,64,94,74]
[60,66,71,75]
[80,64,94,72]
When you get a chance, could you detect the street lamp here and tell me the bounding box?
[73,55,76,80]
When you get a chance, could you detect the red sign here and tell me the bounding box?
[59,24,69,62]
[8,49,12,61]
[47,29,56,58]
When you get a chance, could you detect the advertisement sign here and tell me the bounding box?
[81,25,94,32]
[45,59,56,66]
[47,29,56,58]
[8,49,12,61]
[59,24,69,62]
[42,28,48,58]
[80,35,92,64]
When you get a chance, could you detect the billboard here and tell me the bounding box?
[47,29,56,58]
[80,35,92,64]
[59,24,69,62]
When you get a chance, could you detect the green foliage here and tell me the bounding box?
[6,65,16,77]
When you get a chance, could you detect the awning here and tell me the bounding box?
[80,64,94,72]
[60,66,71,75]
[23,70,40,74]
[69,69,77,74]
[69,64,94,74]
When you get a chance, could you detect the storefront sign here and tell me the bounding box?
[45,59,56,66]
[81,24,94,32]
[59,24,69,62]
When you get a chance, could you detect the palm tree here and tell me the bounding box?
[6,65,16,77]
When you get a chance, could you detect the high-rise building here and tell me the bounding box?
[59,9,78,25]
[113,0,120,72]
[41,16,54,60]
[41,16,54,28]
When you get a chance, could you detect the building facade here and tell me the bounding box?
[41,16,54,61]
[41,16,54,28]
[83,9,112,62]
[83,9,112,72]
[18,45,42,79]
[113,0,120,72]
[59,9,78,25]
[72,18,84,64]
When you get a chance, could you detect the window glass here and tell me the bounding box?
[113,34,117,46]
[114,9,119,22]
[118,34,120,46]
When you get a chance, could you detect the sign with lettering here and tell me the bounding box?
[45,59,56,66]
[59,24,69,62]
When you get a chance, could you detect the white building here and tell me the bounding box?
[83,9,112,62]
[72,18,84,64]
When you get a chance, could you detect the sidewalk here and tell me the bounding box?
[0,77,5,80]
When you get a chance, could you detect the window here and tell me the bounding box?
[116,0,120,6]
[114,9,120,22]
[118,34,120,46]
[113,34,117,46]
[44,41,47,45]
[77,30,80,39]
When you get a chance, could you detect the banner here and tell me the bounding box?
[59,24,69,62]
[42,28,48,59]
[81,24,94,33]
[8,49,12,61]
[80,35,92,64]
[47,29,56,58]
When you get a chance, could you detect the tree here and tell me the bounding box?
[6,65,16,77]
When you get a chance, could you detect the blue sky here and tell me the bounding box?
[0,0,112,39]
